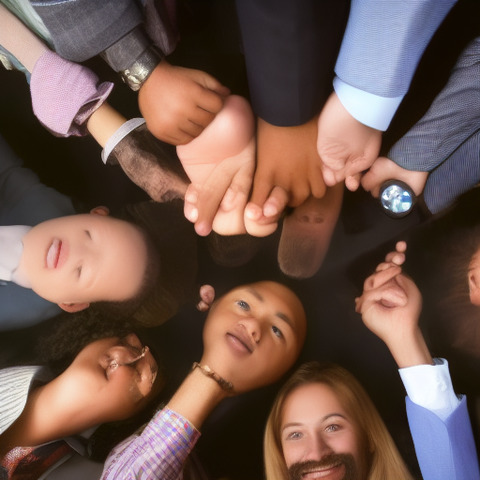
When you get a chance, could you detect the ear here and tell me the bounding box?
[58,302,90,313]
[90,206,110,216]
[469,274,480,306]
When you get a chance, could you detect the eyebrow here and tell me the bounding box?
[282,413,347,431]
[246,288,294,328]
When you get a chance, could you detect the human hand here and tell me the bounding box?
[106,122,188,202]
[317,92,382,191]
[355,242,432,367]
[178,95,255,236]
[361,156,429,198]
[197,284,215,312]
[244,116,326,236]
[138,61,230,145]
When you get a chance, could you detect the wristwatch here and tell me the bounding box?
[379,180,416,218]
[119,46,162,91]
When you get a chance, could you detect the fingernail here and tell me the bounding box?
[186,207,198,222]
[263,203,278,217]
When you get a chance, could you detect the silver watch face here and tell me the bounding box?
[379,180,415,218]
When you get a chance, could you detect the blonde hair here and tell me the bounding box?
[264,362,414,480]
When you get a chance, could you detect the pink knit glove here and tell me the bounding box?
[30,50,113,137]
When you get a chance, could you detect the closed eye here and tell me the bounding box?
[77,265,82,278]
[85,230,91,239]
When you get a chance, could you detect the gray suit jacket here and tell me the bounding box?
[389,37,480,214]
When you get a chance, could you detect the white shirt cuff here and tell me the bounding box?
[399,358,461,422]
[333,77,403,131]
[101,117,146,164]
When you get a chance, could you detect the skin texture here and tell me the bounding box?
[17,207,148,312]
[179,95,256,236]
[355,242,433,368]
[317,92,382,191]
[201,281,307,393]
[278,184,344,279]
[281,383,367,480]
[361,156,428,198]
[243,116,324,237]
[139,61,230,146]
[0,334,160,454]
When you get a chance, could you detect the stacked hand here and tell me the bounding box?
[317,92,382,191]
[139,61,230,145]
[355,241,432,368]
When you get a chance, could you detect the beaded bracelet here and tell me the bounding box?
[192,362,234,393]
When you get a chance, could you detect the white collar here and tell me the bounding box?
[0,225,31,286]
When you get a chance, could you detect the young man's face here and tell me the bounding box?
[18,210,148,311]
[202,281,306,392]
[280,383,368,480]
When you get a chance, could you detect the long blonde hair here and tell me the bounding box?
[264,362,414,480]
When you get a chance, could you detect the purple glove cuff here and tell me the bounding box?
[30,50,114,137]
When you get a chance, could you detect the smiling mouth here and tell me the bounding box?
[225,332,254,354]
[302,463,342,479]
[46,239,62,269]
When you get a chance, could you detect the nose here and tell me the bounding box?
[240,317,262,344]
[108,344,149,372]
[302,434,333,462]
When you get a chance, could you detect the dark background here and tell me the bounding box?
[1,1,480,478]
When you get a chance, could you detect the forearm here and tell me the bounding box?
[389,37,480,171]
[334,0,457,130]
[101,408,201,480]
[87,103,126,149]
[385,326,433,369]
[0,4,47,72]
[30,0,142,62]
[235,0,348,126]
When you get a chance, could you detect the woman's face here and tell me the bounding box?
[201,281,306,392]
[51,334,160,427]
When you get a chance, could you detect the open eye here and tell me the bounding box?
[325,424,341,433]
[286,431,303,440]
[236,300,250,311]
[272,325,283,338]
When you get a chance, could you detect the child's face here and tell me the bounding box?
[18,210,148,310]
[202,281,307,392]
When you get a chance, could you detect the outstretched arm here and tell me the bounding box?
[355,241,431,368]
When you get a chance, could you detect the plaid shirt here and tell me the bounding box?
[101,408,200,480]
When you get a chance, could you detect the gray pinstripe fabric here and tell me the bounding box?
[388,37,480,213]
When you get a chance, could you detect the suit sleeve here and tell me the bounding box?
[406,396,480,480]
[29,0,143,63]
[334,0,457,130]
[235,0,349,126]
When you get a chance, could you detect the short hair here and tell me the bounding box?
[264,362,413,480]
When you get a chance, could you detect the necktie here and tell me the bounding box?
[1,440,73,479]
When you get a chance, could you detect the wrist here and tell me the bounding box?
[167,366,227,429]
[387,327,433,368]
[119,46,162,92]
